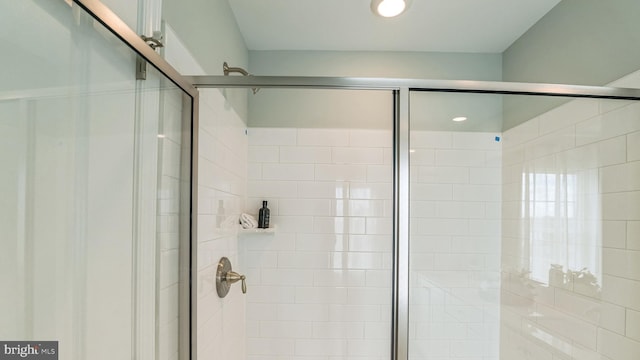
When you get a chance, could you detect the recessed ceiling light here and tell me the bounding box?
[371,0,409,18]
[452,116,468,122]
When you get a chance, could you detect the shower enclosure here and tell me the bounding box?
[190,77,640,360]
[4,1,640,360]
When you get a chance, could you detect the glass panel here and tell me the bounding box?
[0,2,190,360]
[408,91,640,360]
[146,67,191,360]
[100,0,139,32]
[226,88,393,360]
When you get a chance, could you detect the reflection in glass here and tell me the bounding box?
[502,95,640,359]
[524,171,601,293]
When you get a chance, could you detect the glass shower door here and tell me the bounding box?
[240,88,395,360]
[408,90,640,360]
[0,2,190,360]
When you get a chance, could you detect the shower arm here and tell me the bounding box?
[223,62,259,94]
[223,62,249,76]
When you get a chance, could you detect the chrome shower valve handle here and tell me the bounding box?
[216,257,247,298]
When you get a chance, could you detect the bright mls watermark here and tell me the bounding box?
[0,342,57,359]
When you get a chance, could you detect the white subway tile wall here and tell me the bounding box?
[197,89,248,360]
[502,92,640,359]
[409,131,503,360]
[245,127,393,360]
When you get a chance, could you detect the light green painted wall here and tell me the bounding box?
[502,0,640,129]
[248,51,503,130]
[162,0,249,121]
[249,51,501,79]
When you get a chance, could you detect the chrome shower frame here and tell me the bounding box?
[72,1,640,360]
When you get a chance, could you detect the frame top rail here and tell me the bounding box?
[188,75,640,100]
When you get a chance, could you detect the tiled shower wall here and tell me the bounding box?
[501,95,640,359]
[244,128,393,360]
[197,88,248,360]
[409,131,502,360]
[162,25,250,360]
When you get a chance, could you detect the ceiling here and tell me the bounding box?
[228,0,562,53]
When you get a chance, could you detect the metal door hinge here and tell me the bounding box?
[136,56,147,80]
[136,31,164,80]
[141,31,164,50]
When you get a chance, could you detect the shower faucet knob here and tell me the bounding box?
[216,257,247,297]
[225,271,247,294]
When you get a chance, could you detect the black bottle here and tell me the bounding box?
[258,201,270,229]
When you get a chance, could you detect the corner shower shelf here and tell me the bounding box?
[238,225,277,235]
